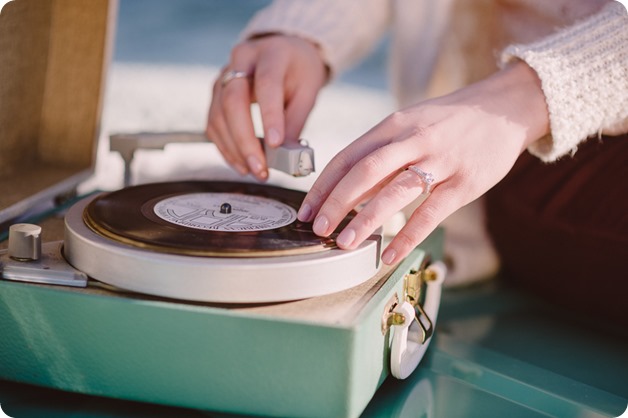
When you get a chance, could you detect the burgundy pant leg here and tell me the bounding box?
[485,134,628,327]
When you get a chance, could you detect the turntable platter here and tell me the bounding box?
[64,182,382,303]
[83,181,340,257]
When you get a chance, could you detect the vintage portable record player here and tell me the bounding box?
[0,1,447,417]
[0,183,445,418]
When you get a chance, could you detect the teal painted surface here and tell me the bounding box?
[2,278,626,418]
[0,231,443,418]
[2,226,626,418]
[0,280,354,417]
[1,279,627,418]
[344,228,444,417]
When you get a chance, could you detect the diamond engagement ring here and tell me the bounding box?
[407,165,435,193]
[221,70,250,87]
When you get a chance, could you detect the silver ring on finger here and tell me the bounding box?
[407,165,435,194]
[221,70,250,87]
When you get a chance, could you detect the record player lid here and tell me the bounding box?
[0,0,113,225]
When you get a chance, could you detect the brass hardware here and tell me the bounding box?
[381,293,401,335]
[424,268,438,282]
[383,256,437,340]
[402,256,435,344]
[403,256,432,306]
[404,269,422,307]
[389,313,406,327]
[414,300,434,343]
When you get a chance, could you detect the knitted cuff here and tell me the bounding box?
[501,2,628,162]
[240,0,389,78]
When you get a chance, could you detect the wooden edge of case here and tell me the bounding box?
[0,0,117,221]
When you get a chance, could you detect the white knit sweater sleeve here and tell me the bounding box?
[501,2,628,162]
[240,0,391,77]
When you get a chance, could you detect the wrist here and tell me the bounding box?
[494,61,551,150]
[511,61,551,145]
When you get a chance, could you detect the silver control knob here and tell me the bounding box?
[8,223,42,261]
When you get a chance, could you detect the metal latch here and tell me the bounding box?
[385,259,447,379]
[381,293,404,335]
[403,266,436,344]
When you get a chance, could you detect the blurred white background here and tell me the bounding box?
[86,0,395,193]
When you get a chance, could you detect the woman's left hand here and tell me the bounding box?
[297,61,550,265]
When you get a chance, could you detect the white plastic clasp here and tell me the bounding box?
[390,261,446,379]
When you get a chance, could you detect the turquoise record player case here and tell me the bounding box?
[1,272,627,418]
[0,230,444,418]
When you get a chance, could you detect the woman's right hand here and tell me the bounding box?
[206,34,328,180]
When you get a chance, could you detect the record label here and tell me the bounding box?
[153,192,297,232]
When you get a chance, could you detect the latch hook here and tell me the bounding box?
[390,261,446,379]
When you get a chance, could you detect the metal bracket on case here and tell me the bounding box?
[0,241,87,288]
[109,132,315,187]
[403,265,437,344]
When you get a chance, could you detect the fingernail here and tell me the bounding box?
[381,248,397,265]
[298,203,312,222]
[234,163,248,176]
[336,228,356,248]
[266,128,281,147]
[312,215,329,235]
[247,155,264,174]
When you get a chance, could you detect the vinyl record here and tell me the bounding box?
[83,181,351,257]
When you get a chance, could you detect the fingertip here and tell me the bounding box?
[335,227,356,249]
[381,248,398,265]
[257,168,269,181]
[266,127,282,147]
[234,163,249,176]
[297,202,313,222]
[246,155,267,178]
[312,214,330,236]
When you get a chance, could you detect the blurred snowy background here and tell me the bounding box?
[88,0,395,192]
